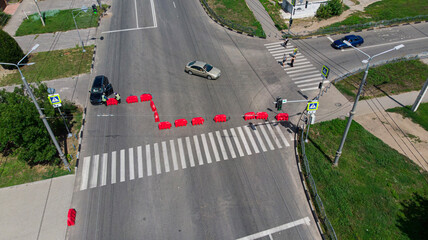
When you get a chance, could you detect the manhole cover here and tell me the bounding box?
[335,103,342,107]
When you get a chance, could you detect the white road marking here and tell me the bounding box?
[259,125,275,150]
[289,132,294,141]
[266,122,282,149]
[150,0,158,27]
[216,131,228,160]
[137,146,143,178]
[186,137,195,167]
[134,0,139,28]
[287,67,317,74]
[80,156,90,190]
[162,141,170,172]
[355,36,428,51]
[264,41,283,46]
[120,149,125,182]
[291,73,321,81]
[301,86,319,91]
[275,125,290,147]
[295,77,324,84]
[173,1,176,8]
[208,132,221,162]
[289,70,318,77]
[178,138,187,169]
[244,125,260,153]
[236,217,311,240]
[253,127,267,152]
[327,36,334,42]
[201,134,212,164]
[111,151,116,184]
[129,148,135,180]
[170,140,178,171]
[237,127,252,155]
[230,128,244,157]
[193,135,204,165]
[146,145,152,176]
[89,154,99,188]
[101,153,107,186]
[154,143,161,174]
[102,26,157,34]
[298,80,329,88]
[223,129,237,158]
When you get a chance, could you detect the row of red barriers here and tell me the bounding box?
[275,113,289,121]
[67,208,76,226]
[192,117,204,125]
[214,114,227,122]
[106,98,118,106]
[126,95,139,104]
[124,94,153,104]
[175,119,188,127]
[243,112,289,121]
[159,121,172,130]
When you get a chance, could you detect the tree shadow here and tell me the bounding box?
[396,192,428,239]
[373,85,407,108]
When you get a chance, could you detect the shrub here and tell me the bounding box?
[0,29,27,70]
[316,0,344,19]
[0,12,11,27]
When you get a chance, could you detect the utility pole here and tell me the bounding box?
[33,0,45,26]
[411,78,428,112]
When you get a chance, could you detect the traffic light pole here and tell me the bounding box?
[72,10,86,52]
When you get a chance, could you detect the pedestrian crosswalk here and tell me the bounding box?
[79,122,294,191]
[264,41,329,92]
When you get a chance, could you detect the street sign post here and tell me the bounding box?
[48,93,62,108]
[307,101,319,111]
[321,65,330,79]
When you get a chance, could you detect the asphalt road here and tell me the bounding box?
[68,0,319,239]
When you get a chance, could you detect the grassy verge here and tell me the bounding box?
[387,102,428,132]
[15,7,104,36]
[0,46,94,87]
[303,118,428,239]
[205,0,265,37]
[0,12,11,28]
[259,0,287,31]
[334,59,428,101]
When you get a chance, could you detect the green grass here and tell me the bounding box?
[15,8,102,36]
[259,0,287,31]
[335,59,428,100]
[0,46,94,87]
[304,118,428,239]
[387,102,428,132]
[205,0,265,37]
[0,12,12,28]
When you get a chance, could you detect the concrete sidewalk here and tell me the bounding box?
[245,0,283,40]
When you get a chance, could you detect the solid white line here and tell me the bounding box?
[355,36,428,51]
[150,0,157,27]
[80,156,90,190]
[186,137,195,167]
[223,129,237,158]
[201,134,212,164]
[266,123,282,149]
[327,36,334,42]
[236,217,310,240]
[275,125,290,147]
[287,67,316,74]
[289,70,319,77]
[134,0,139,28]
[101,153,107,186]
[216,131,228,160]
[129,148,135,180]
[102,26,157,34]
[301,86,319,91]
[253,127,267,152]
[146,145,152,176]
[137,146,143,178]
[193,135,204,165]
[111,151,116,184]
[230,128,245,157]
[178,138,187,169]
[244,125,260,153]
[173,1,176,8]
[89,154,99,188]
[295,77,323,84]
[259,125,275,150]
[170,140,178,171]
[237,127,252,155]
[264,41,283,46]
[162,141,170,172]
[154,143,161,174]
[120,149,125,182]
[208,132,221,162]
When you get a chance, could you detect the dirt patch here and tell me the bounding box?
[0,67,16,79]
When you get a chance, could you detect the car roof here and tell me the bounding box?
[191,61,207,68]
[93,75,104,87]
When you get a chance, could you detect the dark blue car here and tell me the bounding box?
[331,35,364,49]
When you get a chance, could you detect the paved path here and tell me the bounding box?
[245,0,282,40]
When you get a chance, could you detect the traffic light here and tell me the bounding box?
[92,4,97,14]
[276,97,282,111]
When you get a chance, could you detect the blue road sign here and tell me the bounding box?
[307,101,319,111]
[48,94,61,105]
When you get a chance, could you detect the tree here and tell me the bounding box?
[316,0,344,19]
[0,29,27,70]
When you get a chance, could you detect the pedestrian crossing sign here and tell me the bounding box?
[48,94,62,108]
[307,101,319,111]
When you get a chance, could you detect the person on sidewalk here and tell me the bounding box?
[282,54,287,67]
[102,93,107,105]
[114,92,121,103]
[283,37,289,48]
[290,56,295,67]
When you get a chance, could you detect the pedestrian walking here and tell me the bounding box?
[101,93,107,105]
[114,92,121,103]
[290,56,295,67]
[293,47,298,55]
[282,54,287,67]
[283,37,289,48]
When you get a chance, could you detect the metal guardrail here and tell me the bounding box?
[200,0,263,37]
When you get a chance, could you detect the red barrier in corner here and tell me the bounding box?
[154,111,160,122]
[174,119,188,127]
[150,100,157,112]
[214,114,227,122]
[126,95,138,104]
[106,98,118,106]
[244,112,255,121]
[256,112,268,120]
[158,121,172,130]
[191,117,205,126]
[67,208,76,226]
[140,93,152,102]
[275,113,289,121]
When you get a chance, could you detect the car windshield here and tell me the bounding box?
[203,64,213,72]
[188,61,196,66]
[91,87,103,93]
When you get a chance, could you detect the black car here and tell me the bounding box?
[331,35,364,49]
[89,75,113,105]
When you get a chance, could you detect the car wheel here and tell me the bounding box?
[207,75,212,80]
[188,70,193,75]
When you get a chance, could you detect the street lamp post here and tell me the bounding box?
[72,7,88,53]
[0,44,71,172]
[333,42,404,167]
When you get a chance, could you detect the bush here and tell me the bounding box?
[0,12,11,27]
[0,29,27,70]
[316,0,344,19]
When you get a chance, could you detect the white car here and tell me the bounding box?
[185,61,221,80]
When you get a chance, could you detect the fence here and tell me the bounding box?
[298,110,337,240]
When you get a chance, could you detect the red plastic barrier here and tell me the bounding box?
[244,112,255,121]
[150,100,157,112]
[158,121,172,130]
[256,112,268,120]
[174,119,188,127]
[140,93,152,102]
[275,113,289,121]
[154,111,160,122]
[191,117,205,126]
[106,98,118,106]
[126,95,138,104]
[67,208,76,226]
[214,114,227,122]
